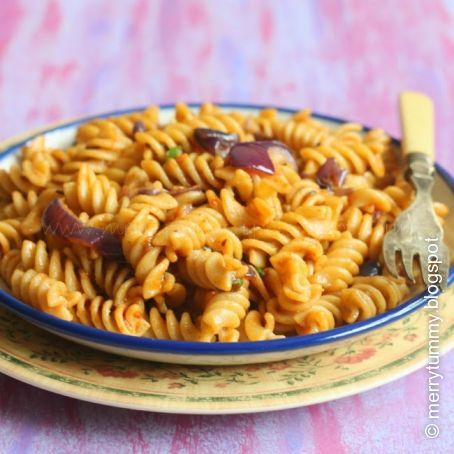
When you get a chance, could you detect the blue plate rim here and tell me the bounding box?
[0,103,452,356]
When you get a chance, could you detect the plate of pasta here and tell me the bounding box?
[0,103,452,367]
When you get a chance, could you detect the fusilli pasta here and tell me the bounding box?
[0,104,447,342]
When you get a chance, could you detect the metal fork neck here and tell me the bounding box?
[407,152,434,178]
[407,152,435,193]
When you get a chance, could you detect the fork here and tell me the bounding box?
[383,91,449,290]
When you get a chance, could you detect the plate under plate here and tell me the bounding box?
[0,288,452,414]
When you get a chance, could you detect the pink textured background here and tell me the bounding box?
[0,0,453,452]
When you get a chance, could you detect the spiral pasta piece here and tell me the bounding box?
[10,269,83,321]
[109,105,160,137]
[285,179,321,211]
[121,166,151,191]
[331,123,364,144]
[63,163,120,215]
[433,201,449,224]
[75,296,150,336]
[2,190,39,218]
[20,240,98,298]
[76,118,132,150]
[179,249,248,292]
[135,122,194,162]
[0,166,39,200]
[348,188,395,214]
[301,139,385,177]
[122,208,174,299]
[153,206,227,261]
[293,294,342,335]
[141,152,223,190]
[216,164,300,203]
[242,206,339,268]
[363,128,392,155]
[311,232,368,293]
[152,281,187,313]
[65,246,142,306]
[294,305,335,335]
[265,252,322,321]
[0,249,21,284]
[216,187,278,228]
[344,172,377,189]
[383,181,413,211]
[20,137,55,188]
[21,188,61,236]
[341,276,409,324]
[111,188,177,237]
[244,311,284,341]
[0,219,22,255]
[148,307,200,340]
[121,191,178,222]
[199,286,250,342]
[276,109,330,149]
[264,297,299,331]
[176,103,250,140]
[339,207,392,260]
[285,184,346,225]
[244,108,282,139]
[53,144,119,185]
[206,228,243,259]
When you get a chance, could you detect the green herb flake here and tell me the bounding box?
[255,267,265,278]
[231,278,244,288]
[166,146,182,159]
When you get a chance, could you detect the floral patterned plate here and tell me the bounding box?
[0,287,452,414]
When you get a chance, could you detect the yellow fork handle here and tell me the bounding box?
[399,91,434,160]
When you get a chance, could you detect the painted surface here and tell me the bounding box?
[0,0,453,452]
